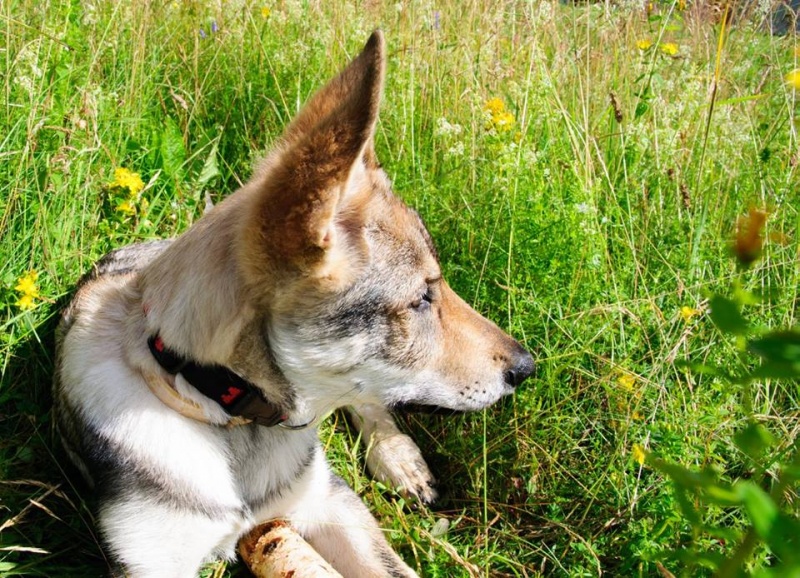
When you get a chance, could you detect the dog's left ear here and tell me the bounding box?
[243,31,385,275]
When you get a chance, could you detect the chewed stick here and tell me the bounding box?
[238,520,343,578]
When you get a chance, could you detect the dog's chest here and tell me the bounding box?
[223,425,319,512]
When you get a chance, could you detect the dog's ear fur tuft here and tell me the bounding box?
[243,31,386,275]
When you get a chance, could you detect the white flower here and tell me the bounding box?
[435,117,463,137]
[446,142,465,157]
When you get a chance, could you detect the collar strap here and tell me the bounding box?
[147,335,288,427]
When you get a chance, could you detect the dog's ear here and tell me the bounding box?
[246,31,385,274]
[279,32,384,156]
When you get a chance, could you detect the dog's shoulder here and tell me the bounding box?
[58,240,172,337]
[80,239,174,286]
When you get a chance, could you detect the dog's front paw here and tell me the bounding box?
[365,432,438,504]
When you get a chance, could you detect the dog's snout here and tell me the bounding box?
[504,348,535,388]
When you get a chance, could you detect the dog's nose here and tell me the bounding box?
[504,348,535,387]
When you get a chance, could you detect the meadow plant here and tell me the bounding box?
[1,0,798,576]
[647,208,800,576]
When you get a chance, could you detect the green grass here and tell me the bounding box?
[2,0,799,576]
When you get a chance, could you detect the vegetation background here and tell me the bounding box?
[1,0,798,576]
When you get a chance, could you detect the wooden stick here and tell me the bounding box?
[238,520,343,578]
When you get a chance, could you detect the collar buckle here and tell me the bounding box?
[228,391,288,427]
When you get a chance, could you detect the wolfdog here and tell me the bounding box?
[53,31,533,577]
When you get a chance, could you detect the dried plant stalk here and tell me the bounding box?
[238,520,343,578]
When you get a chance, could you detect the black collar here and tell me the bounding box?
[147,335,288,427]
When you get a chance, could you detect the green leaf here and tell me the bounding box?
[734,423,776,463]
[717,93,767,107]
[748,330,800,363]
[669,548,724,569]
[676,360,731,380]
[767,513,800,561]
[702,483,740,506]
[747,362,800,380]
[160,117,187,181]
[709,295,749,336]
[733,285,763,306]
[196,139,220,190]
[652,458,719,490]
[736,481,778,539]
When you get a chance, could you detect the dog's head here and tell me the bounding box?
[231,31,533,415]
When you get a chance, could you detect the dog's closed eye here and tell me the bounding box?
[410,287,433,311]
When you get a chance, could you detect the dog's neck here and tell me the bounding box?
[147,334,290,427]
[138,317,312,429]
[137,190,259,363]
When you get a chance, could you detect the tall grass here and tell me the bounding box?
[1,1,798,576]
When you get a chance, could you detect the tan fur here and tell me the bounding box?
[54,30,533,577]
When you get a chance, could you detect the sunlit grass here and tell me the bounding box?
[1,1,798,576]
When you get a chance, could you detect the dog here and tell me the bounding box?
[53,30,534,577]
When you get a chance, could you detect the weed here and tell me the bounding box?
[1,1,798,576]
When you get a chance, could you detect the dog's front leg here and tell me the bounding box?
[347,403,438,504]
[289,454,418,578]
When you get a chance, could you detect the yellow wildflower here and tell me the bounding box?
[677,0,686,10]
[632,443,646,465]
[15,270,39,297]
[16,293,36,310]
[261,6,271,18]
[484,98,515,132]
[680,305,700,323]
[110,167,145,196]
[14,270,40,310]
[116,199,136,216]
[632,410,644,421]
[485,97,505,115]
[617,373,636,392]
[660,42,679,56]
[636,39,653,50]
[785,68,800,90]
[493,111,515,132]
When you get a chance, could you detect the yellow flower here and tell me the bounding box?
[493,111,515,132]
[485,97,505,115]
[786,68,800,90]
[677,0,686,10]
[636,39,653,50]
[16,293,37,310]
[261,6,271,18]
[617,373,636,392]
[116,199,136,216]
[484,98,515,132]
[659,42,679,56]
[110,167,145,196]
[15,270,39,297]
[632,444,646,465]
[680,305,700,323]
[631,410,645,421]
[14,270,40,310]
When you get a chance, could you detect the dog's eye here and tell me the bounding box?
[410,287,433,311]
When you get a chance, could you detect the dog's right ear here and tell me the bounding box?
[240,31,385,280]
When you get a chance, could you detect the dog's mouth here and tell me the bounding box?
[390,402,466,415]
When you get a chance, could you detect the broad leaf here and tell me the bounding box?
[709,295,748,335]
[736,481,778,539]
